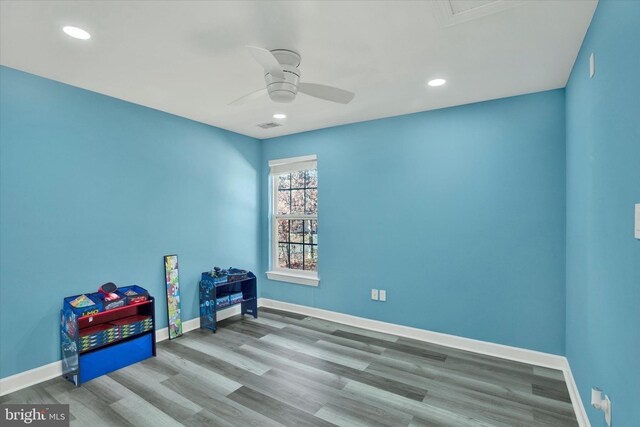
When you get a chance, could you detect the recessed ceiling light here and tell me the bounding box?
[273,113,287,119]
[63,26,91,40]
[427,78,446,87]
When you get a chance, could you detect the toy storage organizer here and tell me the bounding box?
[61,297,156,386]
[199,271,258,332]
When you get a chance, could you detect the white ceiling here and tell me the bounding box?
[0,1,597,139]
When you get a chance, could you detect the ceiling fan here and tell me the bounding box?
[229,46,355,106]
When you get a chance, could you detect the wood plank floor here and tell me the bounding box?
[1,308,579,426]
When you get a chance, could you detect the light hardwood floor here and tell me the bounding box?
[1,307,578,426]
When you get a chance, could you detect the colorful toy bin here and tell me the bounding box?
[216,294,230,309]
[229,292,243,305]
[110,315,153,339]
[119,285,150,305]
[78,324,120,352]
[201,271,228,286]
[64,294,103,317]
[227,268,248,282]
[91,291,127,311]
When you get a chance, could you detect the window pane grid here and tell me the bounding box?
[274,169,317,273]
[282,186,317,190]
[276,218,317,272]
[276,170,317,216]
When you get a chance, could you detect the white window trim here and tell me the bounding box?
[266,270,320,287]
[267,155,319,286]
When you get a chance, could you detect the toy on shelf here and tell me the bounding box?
[92,282,127,310]
[92,291,126,311]
[98,282,121,302]
[207,266,228,285]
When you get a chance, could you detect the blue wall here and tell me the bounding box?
[565,1,640,425]
[0,67,261,378]
[5,9,637,421]
[261,90,567,355]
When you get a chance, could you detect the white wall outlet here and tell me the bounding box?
[371,289,379,300]
[379,290,387,302]
[590,52,595,78]
[591,387,612,427]
[635,203,640,239]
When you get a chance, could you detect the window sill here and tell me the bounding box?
[266,271,320,287]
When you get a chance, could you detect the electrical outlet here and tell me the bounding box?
[635,203,640,239]
[371,289,379,300]
[591,388,612,427]
[379,290,387,301]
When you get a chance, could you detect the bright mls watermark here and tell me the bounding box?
[1,404,69,426]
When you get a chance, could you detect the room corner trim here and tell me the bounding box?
[561,358,592,427]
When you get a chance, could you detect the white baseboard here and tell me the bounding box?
[154,317,200,342]
[0,361,63,397]
[154,305,241,342]
[0,298,590,426]
[259,298,590,427]
[260,298,565,368]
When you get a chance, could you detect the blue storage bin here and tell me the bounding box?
[79,333,153,384]
[91,291,127,311]
[227,268,248,282]
[64,294,103,317]
[119,285,149,305]
[229,292,243,305]
[201,271,228,286]
[78,324,120,352]
[216,294,230,309]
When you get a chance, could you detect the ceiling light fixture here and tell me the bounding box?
[273,113,287,119]
[62,26,91,40]
[427,78,447,87]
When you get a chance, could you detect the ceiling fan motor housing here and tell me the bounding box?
[231,47,353,106]
[265,49,301,103]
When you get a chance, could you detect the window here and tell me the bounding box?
[267,155,319,286]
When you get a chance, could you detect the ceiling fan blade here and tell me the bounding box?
[298,82,355,104]
[247,46,285,80]
[228,88,267,106]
